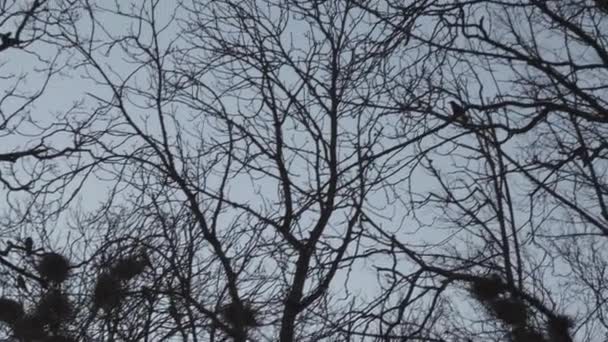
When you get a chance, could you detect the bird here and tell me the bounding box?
[449,101,468,124]
[16,275,26,290]
[24,237,33,255]
[0,32,19,49]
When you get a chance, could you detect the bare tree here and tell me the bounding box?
[351,0,608,341]
[2,0,444,340]
[1,0,608,341]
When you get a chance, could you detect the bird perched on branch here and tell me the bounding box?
[449,101,469,124]
[0,32,20,50]
[24,237,33,256]
[16,275,26,290]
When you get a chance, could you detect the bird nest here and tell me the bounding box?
[0,297,24,324]
[548,315,574,341]
[470,275,505,301]
[220,301,258,328]
[110,255,149,280]
[511,326,545,342]
[489,297,528,326]
[43,335,77,342]
[38,253,70,283]
[11,314,47,341]
[35,290,73,325]
[93,273,123,311]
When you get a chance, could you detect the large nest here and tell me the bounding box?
[511,326,546,342]
[93,273,123,311]
[12,314,47,341]
[220,301,258,328]
[489,297,528,326]
[38,253,70,283]
[470,275,504,301]
[43,334,76,342]
[36,290,72,326]
[110,255,149,280]
[548,314,573,342]
[0,297,24,324]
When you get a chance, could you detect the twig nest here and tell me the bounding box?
[43,335,76,342]
[221,301,258,328]
[490,297,528,326]
[36,290,72,325]
[0,297,24,324]
[512,326,546,342]
[12,314,47,341]
[93,273,123,311]
[38,253,70,283]
[548,314,574,342]
[110,255,149,280]
[471,275,504,301]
